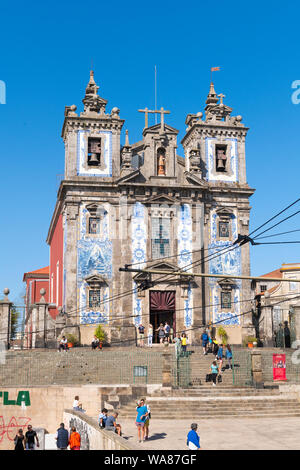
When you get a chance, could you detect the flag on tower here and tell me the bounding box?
[211,66,220,72]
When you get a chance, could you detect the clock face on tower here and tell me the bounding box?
[77,130,112,177]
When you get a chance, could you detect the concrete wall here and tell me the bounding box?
[0,384,146,450]
[64,409,138,450]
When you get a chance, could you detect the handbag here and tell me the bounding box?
[206,373,212,382]
[217,374,222,383]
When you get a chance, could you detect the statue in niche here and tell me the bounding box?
[157,147,166,176]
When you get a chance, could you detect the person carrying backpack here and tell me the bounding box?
[226,344,233,369]
[164,322,171,343]
[201,330,209,355]
[55,423,69,450]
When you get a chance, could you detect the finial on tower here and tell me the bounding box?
[205,82,219,106]
[82,70,107,115]
[125,129,130,147]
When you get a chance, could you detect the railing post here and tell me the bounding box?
[162,350,172,388]
[251,349,264,388]
[0,288,12,349]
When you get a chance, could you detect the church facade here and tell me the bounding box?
[46,72,255,346]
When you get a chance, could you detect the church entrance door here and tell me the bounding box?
[149,291,176,343]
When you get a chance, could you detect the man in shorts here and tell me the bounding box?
[135,398,148,443]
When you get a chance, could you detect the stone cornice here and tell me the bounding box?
[181,122,249,146]
[61,115,125,139]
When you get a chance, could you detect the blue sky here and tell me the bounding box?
[0,0,300,303]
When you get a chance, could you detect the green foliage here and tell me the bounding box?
[217,327,228,345]
[242,336,257,347]
[94,325,107,343]
[10,305,20,341]
[66,333,79,346]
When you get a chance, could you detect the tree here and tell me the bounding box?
[94,325,107,344]
[10,305,20,341]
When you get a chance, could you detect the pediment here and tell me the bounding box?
[143,123,179,136]
[144,194,178,204]
[218,278,236,288]
[84,273,108,285]
[215,206,234,216]
[147,261,179,272]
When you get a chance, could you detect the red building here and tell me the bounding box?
[23,266,49,349]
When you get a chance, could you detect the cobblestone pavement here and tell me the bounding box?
[121,418,300,450]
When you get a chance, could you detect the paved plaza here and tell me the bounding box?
[121,418,300,450]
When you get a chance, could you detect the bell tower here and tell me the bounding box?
[62,71,124,180]
[181,82,248,184]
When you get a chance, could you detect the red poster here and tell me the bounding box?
[273,354,287,381]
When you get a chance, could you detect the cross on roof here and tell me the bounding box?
[218,93,226,105]
[138,107,170,131]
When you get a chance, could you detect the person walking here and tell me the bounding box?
[210,360,219,387]
[173,333,182,358]
[181,333,188,353]
[148,324,153,348]
[25,425,39,450]
[14,429,25,450]
[69,426,81,450]
[144,402,151,440]
[164,322,171,343]
[187,423,201,450]
[226,344,233,369]
[217,343,224,374]
[284,321,291,348]
[170,326,174,343]
[212,338,219,355]
[201,330,209,355]
[135,398,148,443]
[156,323,165,344]
[55,423,69,450]
[137,323,145,347]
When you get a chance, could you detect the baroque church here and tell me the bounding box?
[46,71,255,346]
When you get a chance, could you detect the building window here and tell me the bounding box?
[219,221,230,238]
[260,285,267,292]
[221,291,232,309]
[89,217,101,234]
[289,278,297,291]
[89,289,101,309]
[87,137,101,166]
[151,217,170,259]
[216,145,227,172]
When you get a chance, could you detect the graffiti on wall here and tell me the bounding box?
[0,416,31,443]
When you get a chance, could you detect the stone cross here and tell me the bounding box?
[218,93,225,105]
[138,107,170,131]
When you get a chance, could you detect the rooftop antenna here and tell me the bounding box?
[155,65,157,124]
